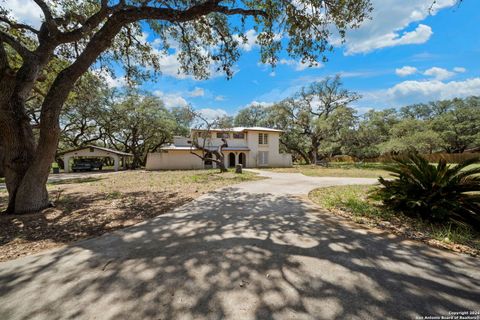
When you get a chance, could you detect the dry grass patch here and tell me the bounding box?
[309,185,480,256]
[0,169,260,262]
[268,163,391,178]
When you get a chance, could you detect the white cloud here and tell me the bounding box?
[361,77,480,107]
[197,108,228,121]
[93,69,127,88]
[150,38,225,80]
[342,0,456,54]
[2,0,43,28]
[388,78,480,102]
[278,59,323,71]
[453,67,467,73]
[346,24,432,54]
[233,29,258,52]
[153,90,188,109]
[214,95,226,101]
[269,71,276,77]
[395,66,418,77]
[239,100,274,110]
[423,67,455,80]
[188,87,205,97]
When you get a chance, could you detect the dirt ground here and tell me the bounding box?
[0,170,260,262]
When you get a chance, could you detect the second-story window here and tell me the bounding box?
[258,133,268,145]
[216,132,230,139]
[233,133,245,139]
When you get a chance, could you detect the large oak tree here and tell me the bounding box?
[0,0,371,214]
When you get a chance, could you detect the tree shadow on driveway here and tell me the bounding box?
[0,188,479,320]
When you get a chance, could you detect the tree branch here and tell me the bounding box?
[0,30,33,59]
[33,0,54,22]
[0,16,39,34]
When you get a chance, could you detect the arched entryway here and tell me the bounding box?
[239,152,246,168]
[228,153,236,168]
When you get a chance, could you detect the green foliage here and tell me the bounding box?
[101,90,178,168]
[430,97,480,153]
[374,153,480,228]
[378,119,443,154]
[310,185,392,220]
[267,75,360,163]
[234,104,270,127]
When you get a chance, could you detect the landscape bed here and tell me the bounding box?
[0,169,260,262]
[309,185,480,256]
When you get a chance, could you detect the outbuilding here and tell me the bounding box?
[60,145,133,173]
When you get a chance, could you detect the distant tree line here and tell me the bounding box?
[230,76,480,164]
[19,72,478,171]
[23,71,193,169]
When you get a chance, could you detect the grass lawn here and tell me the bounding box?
[268,161,480,178]
[268,162,392,178]
[309,185,480,256]
[0,169,260,262]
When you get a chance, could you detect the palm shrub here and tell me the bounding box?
[373,153,480,229]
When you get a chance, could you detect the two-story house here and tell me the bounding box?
[145,127,292,170]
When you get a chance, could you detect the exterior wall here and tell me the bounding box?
[246,131,292,167]
[190,133,248,148]
[146,150,205,170]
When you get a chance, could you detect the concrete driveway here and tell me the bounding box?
[0,170,478,320]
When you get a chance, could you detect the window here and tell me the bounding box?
[89,147,95,152]
[216,132,230,139]
[233,132,245,139]
[258,133,268,145]
[258,151,269,165]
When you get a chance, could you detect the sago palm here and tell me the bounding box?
[374,153,480,228]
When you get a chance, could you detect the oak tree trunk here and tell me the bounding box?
[0,98,59,214]
[1,83,53,213]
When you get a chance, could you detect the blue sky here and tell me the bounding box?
[5,0,480,118]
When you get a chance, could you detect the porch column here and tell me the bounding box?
[64,155,71,173]
[113,155,119,171]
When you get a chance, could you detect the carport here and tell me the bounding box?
[61,145,133,173]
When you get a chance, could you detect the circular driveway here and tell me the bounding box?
[0,170,478,320]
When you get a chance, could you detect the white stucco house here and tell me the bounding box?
[146,127,292,170]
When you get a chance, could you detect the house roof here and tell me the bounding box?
[59,145,133,157]
[191,126,283,133]
[161,145,250,152]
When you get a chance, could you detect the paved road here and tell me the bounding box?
[0,171,478,320]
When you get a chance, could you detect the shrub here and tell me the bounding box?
[373,153,480,229]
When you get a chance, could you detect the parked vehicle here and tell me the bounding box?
[72,159,103,172]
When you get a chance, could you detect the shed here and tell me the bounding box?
[60,146,133,173]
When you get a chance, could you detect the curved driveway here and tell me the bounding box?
[0,170,478,320]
